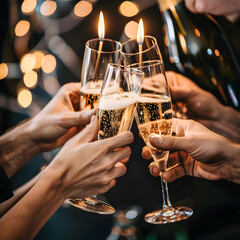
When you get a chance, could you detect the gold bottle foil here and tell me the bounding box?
[157,0,183,12]
[157,0,186,36]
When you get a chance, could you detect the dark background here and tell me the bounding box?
[0,0,240,239]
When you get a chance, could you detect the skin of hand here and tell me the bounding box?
[166,71,240,143]
[142,118,240,184]
[184,0,240,16]
[0,83,95,177]
[0,116,133,239]
[41,115,134,199]
[27,82,96,152]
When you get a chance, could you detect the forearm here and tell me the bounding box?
[213,106,240,143]
[0,174,39,217]
[0,119,40,177]
[0,169,66,240]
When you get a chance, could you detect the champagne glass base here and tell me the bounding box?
[145,206,193,224]
[67,198,115,215]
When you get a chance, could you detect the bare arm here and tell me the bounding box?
[0,118,133,239]
[0,174,40,217]
[0,120,40,177]
[0,170,66,240]
[0,83,95,177]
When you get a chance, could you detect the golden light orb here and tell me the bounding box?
[124,21,138,38]
[42,54,56,73]
[74,1,93,17]
[20,54,36,73]
[40,1,57,16]
[119,1,139,17]
[32,51,45,69]
[17,88,32,108]
[0,63,8,80]
[15,20,30,37]
[23,71,38,88]
[21,0,37,14]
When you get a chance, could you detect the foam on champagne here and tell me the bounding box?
[98,92,139,110]
[81,80,103,95]
[138,94,171,103]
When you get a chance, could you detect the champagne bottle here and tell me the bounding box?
[157,0,240,110]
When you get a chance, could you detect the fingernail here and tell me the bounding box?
[149,166,154,176]
[151,134,162,145]
[159,171,163,178]
[90,115,97,124]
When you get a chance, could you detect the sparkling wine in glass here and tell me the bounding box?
[130,60,193,224]
[97,63,144,140]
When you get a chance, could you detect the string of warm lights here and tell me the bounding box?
[1,0,156,110]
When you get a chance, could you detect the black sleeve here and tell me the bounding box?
[0,165,13,203]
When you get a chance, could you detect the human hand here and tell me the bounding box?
[142,118,240,184]
[166,71,240,142]
[184,0,240,16]
[27,83,96,152]
[42,116,134,199]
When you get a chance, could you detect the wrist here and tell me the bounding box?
[39,163,69,201]
[0,119,41,177]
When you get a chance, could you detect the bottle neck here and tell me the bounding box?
[157,0,183,12]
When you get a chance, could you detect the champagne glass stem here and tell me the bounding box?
[160,178,172,211]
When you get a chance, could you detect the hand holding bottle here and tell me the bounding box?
[185,0,240,16]
[166,71,240,143]
[142,118,240,184]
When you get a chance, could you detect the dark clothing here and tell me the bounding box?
[0,165,13,203]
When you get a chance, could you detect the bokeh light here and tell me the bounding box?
[23,71,38,88]
[124,21,138,38]
[43,76,60,95]
[15,20,30,37]
[119,1,139,17]
[40,1,57,16]
[21,0,37,14]
[194,28,201,37]
[20,54,36,73]
[32,51,45,69]
[0,63,8,80]
[215,49,220,57]
[74,1,93,17]
[42,54,56,73]
[17,88,32,108]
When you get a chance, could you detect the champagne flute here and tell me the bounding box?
[98,63,144,140]
[68,63,144,214]
[121,35,162,66]
[129,60,193,224]
[121,36,187,119]
[80,38,121,110]
[67,39,121,214]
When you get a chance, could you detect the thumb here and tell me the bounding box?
[59,109,96,129]
[74,115,99,144]
[149,134,192,152]
[170,85,192,101]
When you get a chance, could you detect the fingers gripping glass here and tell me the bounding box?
[131,60,193,224]
[68,63,144,214]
